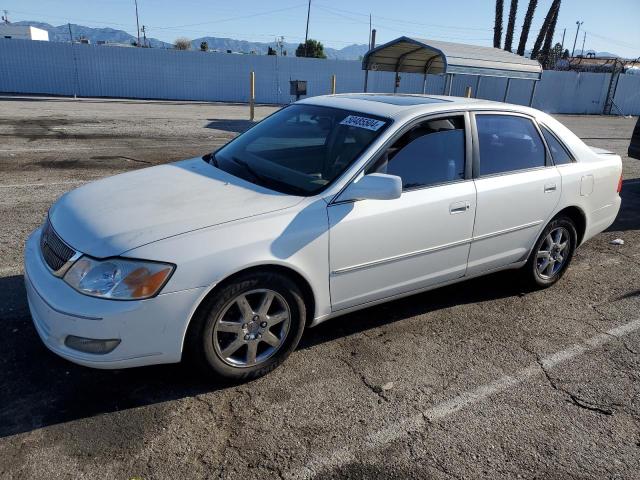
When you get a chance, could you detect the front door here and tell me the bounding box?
[328,114,476,311]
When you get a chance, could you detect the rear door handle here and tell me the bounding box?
[544,183,557,193]
[449,201,470,214]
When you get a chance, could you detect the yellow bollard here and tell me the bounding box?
[249,71,255,121]
[331,74,336,95]
[464,86,472,98]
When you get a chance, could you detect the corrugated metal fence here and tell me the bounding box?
[1,39,639,115]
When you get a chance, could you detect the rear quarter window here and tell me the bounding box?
[540,125,574,165]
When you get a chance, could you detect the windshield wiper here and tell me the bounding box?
[229,156,308,196]
[203,152,219,167]
[229,156,267,182]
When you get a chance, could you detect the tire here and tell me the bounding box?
[185,271,306,381]
[523,216,577,288]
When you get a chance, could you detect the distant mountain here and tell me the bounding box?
[14,21,172,48]
[574,49,620,58]
[13,20,370,59]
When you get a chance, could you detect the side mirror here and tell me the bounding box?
[338,173,402,202]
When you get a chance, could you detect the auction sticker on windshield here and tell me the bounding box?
[340,115,386,131]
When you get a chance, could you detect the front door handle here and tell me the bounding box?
[544,183,557,193]
[450,201,470,214]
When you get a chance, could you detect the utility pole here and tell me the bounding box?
[581,31,586,57]
[141,25,147,47]
[571,20,583,57]
[68,23,79,99]
[303,0,311,57]
[134,0,141,47]
[368,13,372,49]
[560,28,566,52]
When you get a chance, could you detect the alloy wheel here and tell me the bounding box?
[536,226,570,279]
[212,289,291,367]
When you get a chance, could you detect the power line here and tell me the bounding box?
[315,3,489,32]
[151,3,307,30]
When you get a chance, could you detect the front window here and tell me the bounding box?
[211,104,390,195]
[366,115,466,190]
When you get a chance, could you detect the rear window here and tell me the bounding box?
[476,115,546,176]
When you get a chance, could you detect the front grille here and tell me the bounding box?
[40,218,75,273]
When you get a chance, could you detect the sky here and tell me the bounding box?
[3,0,639,57]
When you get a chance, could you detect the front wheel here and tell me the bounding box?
[186,271,306,380]
[523,216,577,288]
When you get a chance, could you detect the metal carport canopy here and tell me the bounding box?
[362,36,542,80]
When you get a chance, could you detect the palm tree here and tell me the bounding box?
[494,0,504,48]
[531,0,560,59]
[540,1,561,66]
[517,0,537,56]
[504,0,518,52]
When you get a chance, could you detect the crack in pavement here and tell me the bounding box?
[533,353,614,416]
[338,355,390,403]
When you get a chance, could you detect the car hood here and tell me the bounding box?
[49,158,303,257]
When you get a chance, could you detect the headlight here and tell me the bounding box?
[64,257,174,300]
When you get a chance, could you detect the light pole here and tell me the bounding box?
[571,21,583,57]
[303,0,310,57]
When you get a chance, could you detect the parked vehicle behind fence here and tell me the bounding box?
[25,94,622,380]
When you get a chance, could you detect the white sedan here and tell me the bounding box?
[24,94,622,380]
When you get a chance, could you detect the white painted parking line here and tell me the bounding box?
[0,180,89,189]
[0,266,21,276]
[289,317,640,479]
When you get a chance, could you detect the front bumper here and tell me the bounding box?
[24,228,205,369]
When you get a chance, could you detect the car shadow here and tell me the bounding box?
[0,268,527,438]
[299,270,529,350]
[0,274,234,438]
[607,178,640,232]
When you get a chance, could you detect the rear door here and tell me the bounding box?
[467,112,561,276]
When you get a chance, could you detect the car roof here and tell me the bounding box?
[297,93,535,120]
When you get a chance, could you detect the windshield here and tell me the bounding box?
[211,104,390,195]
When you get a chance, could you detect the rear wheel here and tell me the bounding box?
[186,271,306,380]
[523,216,577,288]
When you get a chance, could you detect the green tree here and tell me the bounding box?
[200,41,208,52]
[493,0,504,48]
[517,0,537,56]
[545,42,564,69]
[504,0,518,52]
[295,39,326,59]
[267,46,277,55]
